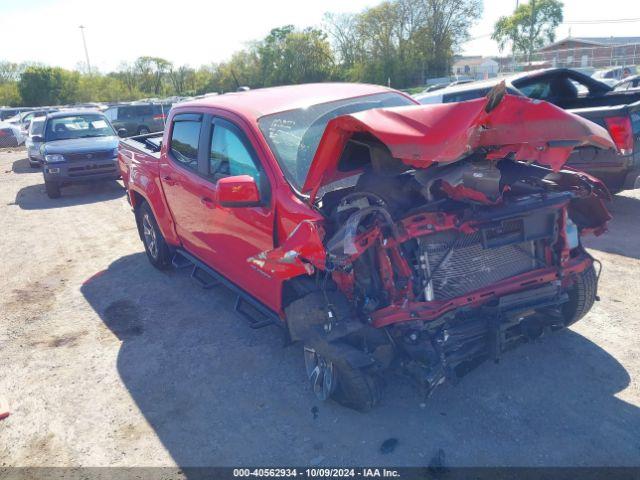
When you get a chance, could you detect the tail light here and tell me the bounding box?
[0,129,10,137]
[604,116,634,155]
[153,114,166,121]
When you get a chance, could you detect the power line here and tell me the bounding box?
[563,17,640,24]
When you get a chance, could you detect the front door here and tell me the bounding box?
[198,116,276,309]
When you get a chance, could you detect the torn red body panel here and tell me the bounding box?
[302,93,614,201]
[247,220,326,279]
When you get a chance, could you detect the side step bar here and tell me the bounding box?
[172,249,279,329]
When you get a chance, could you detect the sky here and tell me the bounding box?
[1,0,640,72]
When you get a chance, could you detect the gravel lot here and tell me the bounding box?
[1,148,639,468]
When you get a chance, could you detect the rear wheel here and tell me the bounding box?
[562,264,597,327]
[138,202,171,270]
[45,180,61,199]
[137,126,150,135]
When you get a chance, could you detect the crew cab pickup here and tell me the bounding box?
[416,68,640,192]
[119,83,613,410]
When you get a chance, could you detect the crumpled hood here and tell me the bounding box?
[302,91,615,201]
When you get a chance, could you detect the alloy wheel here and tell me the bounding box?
[304,346,337,401]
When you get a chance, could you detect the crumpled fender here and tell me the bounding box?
[303,87,615,202]
[247,220,326,279]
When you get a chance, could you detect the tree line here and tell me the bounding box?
[0,0,481,107]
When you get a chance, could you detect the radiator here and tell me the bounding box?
[417,229,539,301]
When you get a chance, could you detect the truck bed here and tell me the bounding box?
[119,132,163,159]
[118,132,163,189]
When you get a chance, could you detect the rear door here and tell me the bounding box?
[158,112,216,260]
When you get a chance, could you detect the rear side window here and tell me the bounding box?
[518,81,552,100]
[119,106,134,119]
[137,105,153,116]
[169,114,201,171]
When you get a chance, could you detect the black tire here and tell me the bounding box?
[45,181,61,199]
[332,360,383,411]
[29,158,40,168]
[137,202,172,270]
[562,264,597,327]
[286,291,382,411]
[137,126,150,135]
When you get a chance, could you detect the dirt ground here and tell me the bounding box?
[1,148,639,468]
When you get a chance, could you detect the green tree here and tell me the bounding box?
[0,82,20,106]
[18,66,79,106]
[325,0,481,87]
[492,0,563,63]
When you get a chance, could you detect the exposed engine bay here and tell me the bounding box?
[249,90,613,409]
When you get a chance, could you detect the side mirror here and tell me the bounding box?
[31,135,44,143]
[217,175,260,207]
[117,128,128,138]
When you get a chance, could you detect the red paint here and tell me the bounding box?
[604,115,634,154]
[118,83,611,323]
[303,94,614,201]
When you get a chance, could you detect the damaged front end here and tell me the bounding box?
[250,88,614,409]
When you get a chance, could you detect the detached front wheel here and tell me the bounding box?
[138,202,171,270]
[304,343,382,411]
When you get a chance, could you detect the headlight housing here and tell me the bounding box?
[44,154,65,163]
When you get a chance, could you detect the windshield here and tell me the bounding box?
[258,92,415,190]
[45,114,115,141]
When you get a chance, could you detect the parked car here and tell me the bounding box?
[614,75,640,92]
[38,110,122,198]
[119,83,612,410]
[104,102,171,137]
[26,116,46,167]
[0,107,33,122]
[0,121,26,148]
[20,108,59,132]
[592,67,634,87]
[415,68,640,192]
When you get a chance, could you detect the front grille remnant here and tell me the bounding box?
[418,230,538,301]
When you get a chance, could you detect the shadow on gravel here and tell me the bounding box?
[584,194,640,259]
[11,157,39,174]
[14,180,124,210]
[81,252,640,468]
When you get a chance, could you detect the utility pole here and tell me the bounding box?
[79,25,92,75]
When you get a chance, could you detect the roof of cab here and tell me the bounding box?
[175,83,402,121]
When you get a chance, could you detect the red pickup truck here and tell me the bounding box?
[119,83,613,410]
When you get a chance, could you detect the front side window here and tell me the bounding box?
[169,116,201,170]
[209,123,260,179]
[44,114,115,141]
[30,119,44,136]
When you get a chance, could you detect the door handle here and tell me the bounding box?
[200,197,216,209]
[162,175,178,186]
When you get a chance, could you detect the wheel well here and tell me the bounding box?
[130,191,147,240]
[282,275,321,310]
